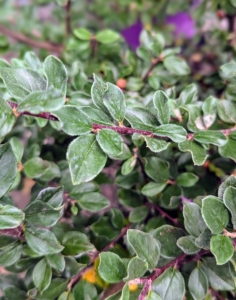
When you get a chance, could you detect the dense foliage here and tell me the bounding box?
[0,0,236,299]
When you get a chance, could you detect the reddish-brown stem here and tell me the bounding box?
[142,56,163,81]
[146,202,182,228]
[137,279,152,300]
[0,24,64,54]
[210,288,225,300]
[67,223,132,290]
[0,226,23,238]
[65,0,71,36]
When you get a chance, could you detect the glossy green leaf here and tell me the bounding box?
[24,51,42,71]
[137,46,152,61]
[223,186,236,229]
[0,243,22,266]
[67,134,107,185]
[44,55,67,97]
[154,124,186,143]
[177,235,200,254]
[195,228,212,250]
[129,206,148,223]
[125,107,158,130]
[77,192,110,212]
[33,258,52,292]
[37,279,68,300]
[3,286,27,300]
[219,136,236,162]
[73,280,97,300]
[144,136,169,152]
[25,226,64,255]
[146,291,162,300]
[96,129,123,156]
[111,208,125,229]
[218,175,236,199]
[153,225,184,258]
[103,83,126,122]
[202,96,217,129]
[194,130,227,147]
[81,106,113,126]
[124,257,148,281]
[176,172,198,187]
[152,268,185,300]
[46,253,65,272]
[9,137,23,163]
[178,83,197,106]
[210,235,234,265]
[74,28,91,40]
[91,74,108,111]
[144,157,169,183]
[54,105,92,136]
[36,186,64,208]
[0,205,24,229]
[24,157,59,180]
[153,90,170,124]
[202,196,229,234]
[183,202,207,237]
[163,56,190,76]
[24,200,63,227]
[141,182,166,197]
[148,75,160,90]
[98,252,126,283]
[0,68,46,100]
[178,140,208,166]
[70,182,99,199]
[181,104,205,132]
[127,229,160,269]
[58,291,75,300]
[61,231,94,256]
[17,88,65,114]
[200,257,235,290]
[121,156,136,175]
[96,29,120,44]
[0,143,17,198]
[188,267,208,300]
[217,100,236,124]
[0,99,16,139]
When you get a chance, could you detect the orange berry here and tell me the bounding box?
[116,78,127,89]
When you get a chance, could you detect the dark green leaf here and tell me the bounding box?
[73,280,97,300]
[223,186,236,229]
[77,192,110,212]
[61,231,94,256]
[67,134,107,185]
[210,235,234,265]
[125,107,158,130]
[217,100,236,124]
[33,258,52,292]
[163,56,190,76]
[0,205,24,229]
[46,253,65,272]
[36,186,64,208]
[37,279,68,300]
[177,235,200,254]
[0,243,22,266]
[91,74,108,111]
[124,257,148,281]
[96,129,123,156]
[202,196,229,234]
[144,157,169,183]
[3,286,27,300]
[98,252,126,283]
[128,206,148,223]
[81,106,113,126]
[188,267,208,300]
[195,228,212,250]
[153,90,170,124]
[9,137,23,163]
[141,182,166,197]
[176,172,199,187]
[144,136,169,152]
[218,175,236,199]
[178,84,197,106]
[219,136,236,162]
[0,100,16,139]
[121,156,136,175]
[194,131,227,147]
[154,124,186,143]
[178,140,208,166]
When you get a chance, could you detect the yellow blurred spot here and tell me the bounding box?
[82,267,96,284]
[128,282,138,292]
[145,24,151,31]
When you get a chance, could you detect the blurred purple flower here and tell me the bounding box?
[166,12,196,39]
[121,20,142,51]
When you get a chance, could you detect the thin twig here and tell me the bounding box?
[0,226,23,238]
[0,24,64,54]
[137,279,152,300]
[210,288,225,300]
[142,56,163,81]
[65,0,72,36]
[67,223,132,290]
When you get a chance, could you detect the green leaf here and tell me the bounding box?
[91,74,108,111]
[77,192,110,212]
[96,129,123,156]
[220,61,236,77]
[53,105,92,136]
[144,157,169,183]
[137,46,152,61]
[153,90,170,124]
[46,253,65,272]
[218,175,236,199]
[44,55,67,97]
[25,226,64,255]
[103,83,126,122]
[141,182,166,197]
[163,56,190,76]
[9,137,23,163]
[125,107,158,130]
[195,228,212,250]
[111,208,125,229]
[61,231,94,256]
[121,156,137,175]
[3,286,27,300]
[146,291,162,300]
[202,96,217,129]
[219,136,236,162]
[96,29,120,44]
[70,182,99,199]
[127,229,160,268]
[0,205,24,229]
[37,279,68,300]
[153,225,185,258]
[145,136,170,153]
[0,68,46,100]
[183,202,207,237]
[73,280,97,300]
[188,267,208,300]
[194,130,227,147]
[217,100,236,124]
[73,28,91,40]
[24,51,42,71]
[91,217,119,240]
[67,134,107,185]
[36,186,64,208]
[0,243,22,266]
[129,206,149,223]
[181,104,205,132]
[17,88,65,114]
[0,143,17,198]
[223,186,236,229]
[24,200,63,227]
[0,99,16,139]
[178,140,208,166]
[176,172,198,187]
[177,235,200,254]
[178,84,197,106]
[210,235,234,265]
[152,268,185,300]
[154,124,186,143]
[124,257,148,281]
[81,106,113,126]
[148,75,160,90]
[33,258,52,292]
[98,252,126,283]
[200,257,235,290]
[24,157,58,179]
[202,196,229,234]
[58,291,75,300]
